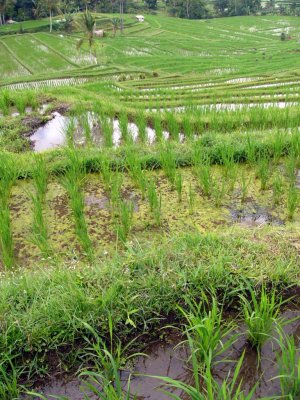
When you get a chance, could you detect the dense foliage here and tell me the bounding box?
[0,0,299,25]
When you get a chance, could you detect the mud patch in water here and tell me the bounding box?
[230,202,284,227]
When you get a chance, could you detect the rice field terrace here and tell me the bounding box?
[0,11,300,400]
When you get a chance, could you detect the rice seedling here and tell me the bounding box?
[101,116,113,148]
[182,115,193,140]
[0,208,14,269]
[114,199,134,243]
[64,117,76,148]
[62,149,93,260]
[160,143,177,186]
[195,161,213,197]
[119,111,129,143]
[211,178,226,208]
[256,152,270,191]
[136,111,147,144]
[245,135,256,166]
[1,90,11,110]
[188,182,195,214]
[275,332,300,398]
[0,97,9,116]
[29,155,50,257]
[285,153,297,186]
[154,114,163,142]
[78,320,139,400]
[110,172,123,211]
[240,286,282,350]
[271,172,284,206]
[14,96,26,115]
[125,147,146,197]
[98,155,113,193]
[239,170,251,203]
[272,130,286,164]
[153,351,257,400]
[175,171,183,202]
[286,185,299,221]
[178,294,237,369]
[25,90,38,111]
[80,113,92,146]
[147,178,162,226]
[0,153,17,268]
[165,112,180,142]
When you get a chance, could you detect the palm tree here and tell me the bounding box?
[77,11,96,63]
[35,0,59,32]
[110,17,120,37]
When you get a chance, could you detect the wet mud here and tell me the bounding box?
[27,310,300,400]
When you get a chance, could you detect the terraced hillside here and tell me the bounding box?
[0,13,300,400]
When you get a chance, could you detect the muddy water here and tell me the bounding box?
[230,202,284,227]
[30,310,300,400]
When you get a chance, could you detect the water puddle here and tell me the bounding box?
[230,202,283,227]
[30,112,68,151]
[27,310,300,399]
[29,112,174,152]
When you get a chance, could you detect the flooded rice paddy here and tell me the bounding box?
[7,163,299,268]
[29,309,300,399]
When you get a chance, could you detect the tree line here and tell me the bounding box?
[0,0,299,26]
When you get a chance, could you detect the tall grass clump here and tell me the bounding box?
[286,185,299,221]
[79,320,138,400]
[14,96,26,115]
[147,178,162,226]
[0,153,17,268]
[240,286,282,350]
[30,155,51,257]
[25,90,38,111]
[114,199,134,243]
[275,332,300,398]
[0,360,22,400]
[256,151,270,190]
[62,149,93,260]
[179,294,237,369]
[160,143,177,186]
